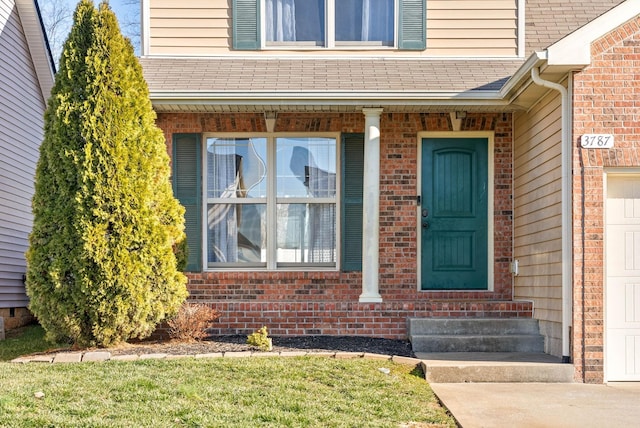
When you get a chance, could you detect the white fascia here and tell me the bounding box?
[15,0,55,99]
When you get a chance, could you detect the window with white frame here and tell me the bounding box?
[265,0,395,47]
[205,135,338,269]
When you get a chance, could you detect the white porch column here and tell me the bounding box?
[360,108,383,303]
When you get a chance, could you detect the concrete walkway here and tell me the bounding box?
[416,352,574,383]
[431,382,640,428]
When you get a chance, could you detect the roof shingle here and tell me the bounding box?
[140,57,521,95]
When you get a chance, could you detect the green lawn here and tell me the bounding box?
[0,325,70,362]
[0,328,455,427]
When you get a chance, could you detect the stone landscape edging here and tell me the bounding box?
[11,351,422,366]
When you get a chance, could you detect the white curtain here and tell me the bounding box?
[266,0,296,41]
[307,166,336,263]
[361,0,393,42]
[208,149,239,263]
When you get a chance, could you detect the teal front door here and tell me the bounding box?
[421,138,488,290]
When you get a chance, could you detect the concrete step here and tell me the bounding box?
[417,352,574,383]
[407,318,540,336]
[408,318,545,353]
[411,334,544,353]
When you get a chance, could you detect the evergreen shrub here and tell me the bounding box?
[26,0,188,347]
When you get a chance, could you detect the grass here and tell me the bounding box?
[0,325,70,362]
[0,328,456,428]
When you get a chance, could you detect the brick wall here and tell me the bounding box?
[156,111,521,338]
[572,16,640,383]
[0,307,34,330]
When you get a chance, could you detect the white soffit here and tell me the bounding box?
[547,0,639,66]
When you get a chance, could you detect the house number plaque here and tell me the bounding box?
[580,134,614,149]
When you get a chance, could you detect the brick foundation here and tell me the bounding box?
[0,307,35,331]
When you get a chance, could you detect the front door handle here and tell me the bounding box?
[422,222,429,229]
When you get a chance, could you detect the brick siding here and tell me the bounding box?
[572,16,640,383]
[156,112,524,339]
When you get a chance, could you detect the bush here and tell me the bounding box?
[173,237,189,272]
[247,326,273,351]
[25,0,187,347]
[168,304,220,341]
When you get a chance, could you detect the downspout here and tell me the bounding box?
[531,66,572,363]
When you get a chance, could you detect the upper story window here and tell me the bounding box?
[265,0,394,47]
[232,0,425,51]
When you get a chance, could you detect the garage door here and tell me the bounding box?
[606,174,640,381]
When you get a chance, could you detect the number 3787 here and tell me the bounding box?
[580,134,614,148]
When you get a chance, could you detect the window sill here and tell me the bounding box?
[203,267,340,273]
[262,45,396,51]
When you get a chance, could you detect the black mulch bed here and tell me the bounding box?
[108,335,414,357]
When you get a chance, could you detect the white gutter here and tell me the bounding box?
[149,93,515,112]
[149,91,508,102]
[530,66,573,363]
[499,51,547,102]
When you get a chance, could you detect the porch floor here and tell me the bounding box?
[415,352,574,383]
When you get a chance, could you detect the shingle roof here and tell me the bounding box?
[141,0,629,108]
[140,57,521,95]
[525,0,626,53]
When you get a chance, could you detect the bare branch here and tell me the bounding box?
[41,0,142,61]
[113,0,141,54]
[39,0,73,66]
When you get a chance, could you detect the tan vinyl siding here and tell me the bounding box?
[426,0,517,56]
[147,0,518,57]
[0,0,46,308]
[513,90,563,357]
[149,0,230,55]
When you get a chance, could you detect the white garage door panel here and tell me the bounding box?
[606,175,640,381]
[606,280,640,329]
[606,332,640,380]
[606,201,640,225]
[607,227,640,276]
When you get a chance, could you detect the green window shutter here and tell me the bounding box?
[232,0,261,50]
[172,134,202,272]
[341,133,364,272]
[398,0,426,50]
